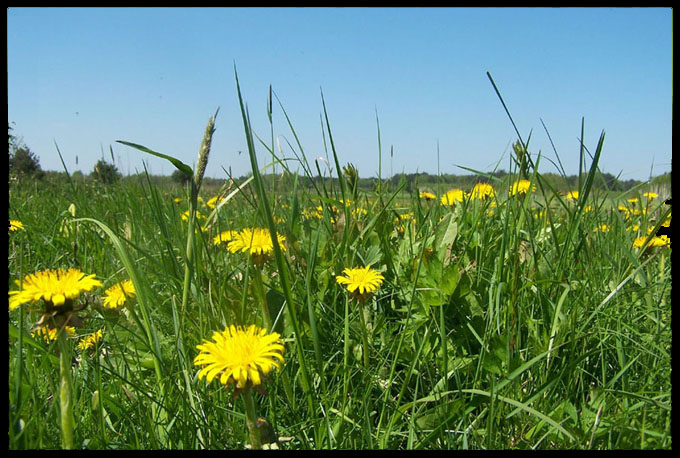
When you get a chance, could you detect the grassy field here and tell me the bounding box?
[8,80,672,450]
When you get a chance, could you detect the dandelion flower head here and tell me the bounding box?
[470,183,496,200]
[336,265,385,299]
[441,189,466,206]
[213,230,239,246]
[565,191,579,201]
[9,220,24,232]
[9,268,102,311]
[509,179,535,196]
[227,228,286,257]
[194,324,284,389]
[103,280,136,309]
[31,325,76,342]
[77,329,104,351]
[633,235,670,249]
[206,196,226,210]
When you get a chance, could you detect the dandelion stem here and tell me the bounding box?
[357,301,371,369]
[58,329,74,450]
[243,390,262,450]
[251,265,272,331]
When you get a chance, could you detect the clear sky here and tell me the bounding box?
[7,7,672,181]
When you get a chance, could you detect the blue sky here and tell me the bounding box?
[8,7,672,181]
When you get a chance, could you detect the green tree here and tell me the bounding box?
[92,159,121,184]
[171,168,193,186]
[9,139,44,180]
[9,123,44,179]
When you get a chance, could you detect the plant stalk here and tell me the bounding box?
[58,329,74,450]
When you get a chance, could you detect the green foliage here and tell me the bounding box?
[7,89,672,450]
[171,168,192,185]
[10,146,44,178]
[91,159,121,184]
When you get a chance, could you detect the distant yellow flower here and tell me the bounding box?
[470,183,496,200]
[336,266,385,301]
[31,325,75,342]
[227,228,286,258]
[181,210,206,222]
[594,224,609,232]
[565,191,579,201]
[643,192,659,200]
[213,230,239,246]
[627,198,639,205]
[103,280,136,309]
[9,220,24,232]
[9,268,102,311]
[441,189,466,206]
[173,197,182,203]
[77,328,104,351]
[206,196,226,210]
[302,207,323,220]
[633,235,670,249]
[509,179,535,196]
[352,207,368,217]
[419,191,436,201]
[194,324,284,391]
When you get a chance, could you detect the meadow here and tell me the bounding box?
[8,77,672,450]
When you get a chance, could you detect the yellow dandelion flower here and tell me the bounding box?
[419,191,436,201]
[565,191,579,201]
[181,210,206,222]
[643,192,658,200]
[336,266,385,300]
[173,197,183,203]
[227,228,286,257]
[213,230,239,246]
[194,324,284,390]
[352,207,368,217]
[103,280,136,309]
[77,328,104,351]
[9,268,102,311]
[31,325,76,342]
[441,189,466,206]
[9,220,24,232]
[470,183,496,200]
[633,235,670,249]
[509,179,535,196]
[206,196,226,210]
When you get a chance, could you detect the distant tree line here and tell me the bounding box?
[8,125,670,193]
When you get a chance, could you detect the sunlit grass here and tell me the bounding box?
[8,74,671,450]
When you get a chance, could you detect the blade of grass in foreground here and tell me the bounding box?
[75,217,169,445]
[234,65,316,418]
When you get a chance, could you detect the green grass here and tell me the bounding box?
[8,76,671,450]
